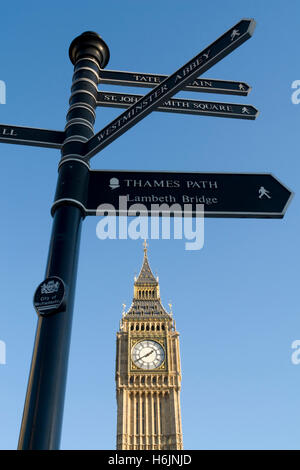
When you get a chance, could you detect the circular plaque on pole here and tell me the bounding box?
[33,276,66,316]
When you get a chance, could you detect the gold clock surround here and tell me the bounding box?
[130,338,166,371]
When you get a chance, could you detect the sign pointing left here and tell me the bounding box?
[84,18,256,160]
[0,124,64,149]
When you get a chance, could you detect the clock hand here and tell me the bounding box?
[139,349,155,360]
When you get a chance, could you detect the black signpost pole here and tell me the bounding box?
[17,32,110,450]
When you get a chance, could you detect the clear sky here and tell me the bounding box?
[0,0,300,450]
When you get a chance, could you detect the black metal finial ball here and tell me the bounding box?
[69,31,110,68]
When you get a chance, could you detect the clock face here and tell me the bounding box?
[131,340,165,370]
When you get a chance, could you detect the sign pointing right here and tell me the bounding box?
[86,171,293,219]
[97,91,259,120]
[84,18,256,160]
[98,69,251,96]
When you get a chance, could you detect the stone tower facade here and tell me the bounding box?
[115,242,183,450]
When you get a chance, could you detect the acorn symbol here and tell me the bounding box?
[109,177,120,190]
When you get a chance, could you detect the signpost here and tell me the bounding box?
[0,19,290,450]
[99,69,251,96]
[83,18,256,159]
[97,91,259,120]
[87,170,293,218]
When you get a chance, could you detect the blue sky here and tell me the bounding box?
[0,0,300,450]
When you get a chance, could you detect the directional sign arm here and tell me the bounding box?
[0,124,65,149]
[84,18,256,160]
[86,170,292,219]
[97,91,259,120]
[99,69,251,96]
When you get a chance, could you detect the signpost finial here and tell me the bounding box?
[68,30,110,68]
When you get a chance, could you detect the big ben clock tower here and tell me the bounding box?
[115,242,183,450]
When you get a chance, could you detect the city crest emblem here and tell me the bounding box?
[34,276,66,317]
[41,280,60,294]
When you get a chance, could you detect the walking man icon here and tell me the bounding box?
[231,29,240,41]
[258,186,271,199]
[242,106,250,114]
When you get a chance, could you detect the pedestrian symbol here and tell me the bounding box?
[231,29,240,41]
[258,186,271,199]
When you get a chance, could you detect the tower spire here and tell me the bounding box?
[135,240,157,286]
[123,242,170,316]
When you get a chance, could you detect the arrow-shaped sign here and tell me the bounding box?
[83,18,256,160]
[86,170,293,219]
[99,69,251,96]
[0,124,64,149]
[97,91,258,120]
